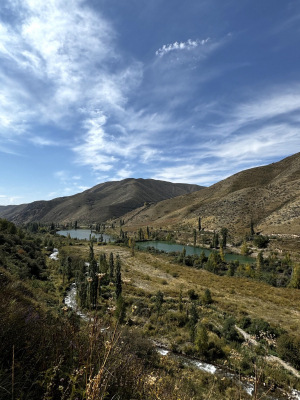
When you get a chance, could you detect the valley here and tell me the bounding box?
[1,153,300,399]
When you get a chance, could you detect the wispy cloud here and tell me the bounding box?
[155,38,210,57]
[0,195,23,205]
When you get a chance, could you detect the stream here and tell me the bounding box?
[49,249,299,399]
[63,285,294,399]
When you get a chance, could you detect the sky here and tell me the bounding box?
[0,0,300,205]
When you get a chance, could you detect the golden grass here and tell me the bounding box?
[67,243,300,334]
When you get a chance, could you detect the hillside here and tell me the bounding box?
[119,152,300,235]
[0,178,203,225]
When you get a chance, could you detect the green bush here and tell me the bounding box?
[277,334,300,369]
[253,235,269,248]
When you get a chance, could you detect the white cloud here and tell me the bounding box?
[0,0,116,134]
[29,136,59,146]
[78,185,90,191]
[156,38,210,57]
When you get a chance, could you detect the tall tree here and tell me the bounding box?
[89,259,99,306]
[193,229,197,247]
[198,217,201,231]
[189,303,198,343]
[109,252,114,280]
[115,255,122,299]
[155,290,164,322]
[220,227,228,249]
[195,325,209,356]
[212,232,219,248]
[88,240,94,264]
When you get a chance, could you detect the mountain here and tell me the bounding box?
[120,153,300,235]
[0,179,203,225]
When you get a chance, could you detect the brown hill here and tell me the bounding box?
[120,153,300,235]
[0,179,203,225]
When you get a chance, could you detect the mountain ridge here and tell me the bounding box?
[119,153,300,235]
[0,178,203,225]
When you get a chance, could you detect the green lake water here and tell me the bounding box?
[136,241,255,264]
[57,229,113,242]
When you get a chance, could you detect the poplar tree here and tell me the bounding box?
[89,259,99,306]
[88,240,94,264]
[220,227,228,249]
[155,290,164,322]
[198,217,201,231]
[193,229,197,246]
[195,325,209,355]
[109,252,114,280]
[189,303,198,343]
[115,255,122,299]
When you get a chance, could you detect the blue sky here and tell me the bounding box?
[1,0,300,205]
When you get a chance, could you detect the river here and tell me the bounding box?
[63,283,292,399]
[57,229,113,242]
[137,240,255,264]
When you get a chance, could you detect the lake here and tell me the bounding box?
[136,241,255,264]
[57,229,113,242]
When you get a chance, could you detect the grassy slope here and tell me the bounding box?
[69,243,300,336]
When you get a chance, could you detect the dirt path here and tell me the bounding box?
[236,326,300,378]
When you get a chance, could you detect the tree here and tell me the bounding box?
[290,264,300,289]
[115,255,122,299]
[220,227,228,249]
[179,289,183,312]
[99,253,108,274]
[138,228,144,241]
[203,288,212,305]
[146,226,150,239]
[219,247,225,262]
[189,303,198,343]
[65,256,72,281]
[89,259,99,306]
[199,250,206,264]
[212,232,219,248]
[227,262,236,277]
[222,317,239,342]
[74,220,78,230]
[128,238,135,256]
[76,260,87,308]
[250,219,255,236]
[256,251,264,270]
[198,217,201,231]
[115,295,126,324]
[88,241,94,264]
[277,334,300,370]
[193,229,197,246]
[155,290,164,321]
[241,239,250,255]
[109,252,114,280]
[195,325,209,356]
[253,235,269,249]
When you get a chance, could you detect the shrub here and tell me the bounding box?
[277,334,300,369]
[165,311,188,327]
[253,235,269,248]
[222,317,240,342]
[187,289,198,300]
[202,289,212,305]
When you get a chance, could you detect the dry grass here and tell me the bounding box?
[68,243,300,335]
